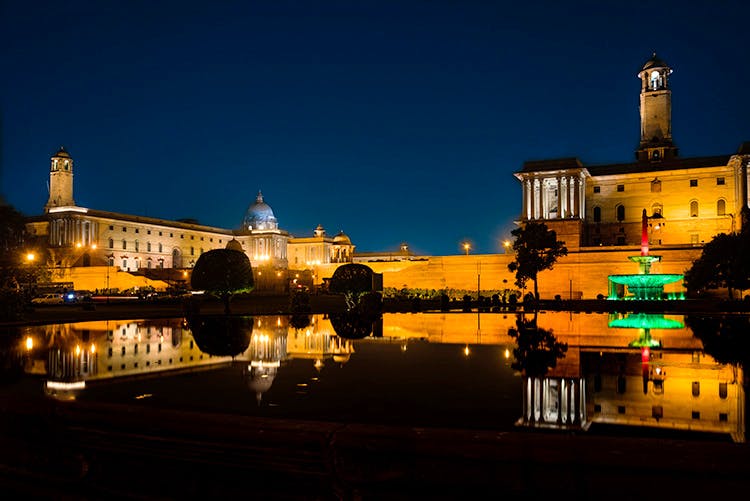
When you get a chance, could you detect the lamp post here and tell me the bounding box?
[503,240,511,254]
[463,242,470,256]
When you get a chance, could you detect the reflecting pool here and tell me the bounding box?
[1,311,746,442]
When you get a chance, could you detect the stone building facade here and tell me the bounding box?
[514,54,750,251]
[26,148,354,291]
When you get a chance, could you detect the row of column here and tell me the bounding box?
[520,376,586,427]
[50,217,98,247]
[521,175,584,221]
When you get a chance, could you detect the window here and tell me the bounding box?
[593,186,600,194]
[147,260,152,269]
[200,237,204,241]
[122,240,127,250]
[108,238,114,249]
[122,259,127,268]
[170,233,173,237]
[652,406,663,419]
[617,405,626,414]
[135,229,139,234]
[158,243,163,252]
[108,257,114,266]
[135,241,139,252]
[719,413,728,422]
[652,150,660,160]
[651,179,661,192]
[147,230,151,235]
[719,382,728,399]
[691,234,699,244]
[717,199,726,216]
[692,381,700,397]
[690,200,699,217]
[159,231,163,236]
[691,411,700,420]
[690,179,698,187]
[109,225,114,230]
[147,242,151,252]
[181,234,184,239]
[616,204,625,222]
[717,177,725,185]
[593,206,601,223]
[616,184,624,192]
[190,247,195,256]
[190,235,194,240]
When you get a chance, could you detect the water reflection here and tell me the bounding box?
[5,311,746,442]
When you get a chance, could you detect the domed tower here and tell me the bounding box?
[243,191,278,231]
[636,53,677,162]
[45,146,76,210]
[332,230,354,262]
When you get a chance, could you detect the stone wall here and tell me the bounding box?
[317,245,702,300]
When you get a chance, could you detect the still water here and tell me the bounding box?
[2,311,746,442]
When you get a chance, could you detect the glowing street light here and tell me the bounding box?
[503,240,511,253]
[25,252,36,263]
[462,242,471,256]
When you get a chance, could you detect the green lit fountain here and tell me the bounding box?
[608,209,684,300]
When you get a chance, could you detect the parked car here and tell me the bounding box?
[31,293,64,305]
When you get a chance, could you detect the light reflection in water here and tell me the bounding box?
[6,311,745,442]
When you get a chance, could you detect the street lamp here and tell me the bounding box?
[463,242,470,256]
[503,240,511,254]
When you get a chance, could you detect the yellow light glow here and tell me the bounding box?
[26,252,35,263]
[464,345,470,356]
[76,242,82,248]
[504,348,510,359]
[90,344,96,354]
[25,336,33,350]
[75,345,81,356]
[503,240,511,248]
[91,243,97,249]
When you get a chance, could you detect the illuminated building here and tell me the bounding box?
[25,148,353,290]
[514,54,749,251]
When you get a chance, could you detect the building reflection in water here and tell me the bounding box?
[12,311,746,442]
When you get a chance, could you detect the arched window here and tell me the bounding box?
[717,199,726,216]
[690,200,699,218]
[593,206,601,223]
[650,70,661,90]
[616,204,625,222]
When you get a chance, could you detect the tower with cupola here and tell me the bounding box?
[637,53,677,162]
[45,146,76,210]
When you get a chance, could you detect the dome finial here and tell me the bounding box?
[256,191,263,203]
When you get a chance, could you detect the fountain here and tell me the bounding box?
[607,209,684,300]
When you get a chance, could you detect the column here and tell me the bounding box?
[556,176,563,219]
[522,179,529,220]
[573,176,581,218]
[529,179,536,220]
[540,179,547,220]
[557,379,564,424]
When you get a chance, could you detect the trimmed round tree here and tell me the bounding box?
[190,248,254,314]
[328,263,376,310]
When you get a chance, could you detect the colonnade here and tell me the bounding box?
[49,217,98,247]
[519,376,587,428]
[521,175,585,221]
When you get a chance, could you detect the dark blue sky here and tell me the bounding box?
[3,0,749,255]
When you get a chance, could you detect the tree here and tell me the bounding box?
[328,263,376,310]
[190,248,254,314]
[684,221,750,299]
[507,221,568,300]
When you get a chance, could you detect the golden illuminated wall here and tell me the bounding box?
[318,247,699,300]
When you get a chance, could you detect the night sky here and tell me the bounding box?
[3,1,749,255]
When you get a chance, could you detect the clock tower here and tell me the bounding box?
[45,146,76,210]
[636,53,678,162]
